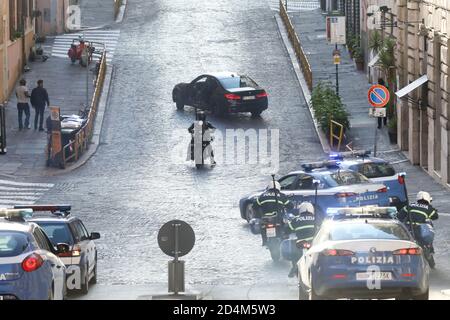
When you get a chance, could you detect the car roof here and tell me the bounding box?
[287,168,355,176]
[324,218,403,226]
[0,219,33,233]
[204,72,239,79]
[29,216,76,224]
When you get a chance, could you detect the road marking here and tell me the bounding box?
[0,179,54,208]
[50,29,121,64]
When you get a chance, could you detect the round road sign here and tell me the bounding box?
[158,220,195,258]
[368,85,390,108]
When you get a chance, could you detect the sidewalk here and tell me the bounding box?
[289,8,403,160]
[0,0,117,178]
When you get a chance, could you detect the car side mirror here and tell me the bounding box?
[90,232,101,240]
[56,243,70,255]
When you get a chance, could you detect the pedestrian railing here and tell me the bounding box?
[279,0,313,91]
[61,49,107,168]
[330,120,344,151]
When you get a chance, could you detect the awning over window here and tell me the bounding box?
[395,75,429,98]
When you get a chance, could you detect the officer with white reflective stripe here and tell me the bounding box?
[254,181,292,220]
[285,202,316,278]
[398,191,438,246]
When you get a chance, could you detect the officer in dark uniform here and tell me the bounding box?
[398,191,438,248]
[286,202,316,278]
[253,181,293,245]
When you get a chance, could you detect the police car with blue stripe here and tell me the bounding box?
[297,206,430,300]
[0,209,68,300]
[329,150,408,209]
[239,160,391,222]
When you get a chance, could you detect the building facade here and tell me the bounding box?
[35,0,70,36]
[0,0,36,103]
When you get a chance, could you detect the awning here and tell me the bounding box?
[395,75,429,98]
[368,53,380,68]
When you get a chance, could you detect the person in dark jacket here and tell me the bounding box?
[31,80,50,131]
[398,191,438,248]
[285,202,316,278]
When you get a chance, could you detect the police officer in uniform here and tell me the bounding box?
[286,202,316,278]
[253,181,293,245]
[188,111,216,166]
[398,191,438,248]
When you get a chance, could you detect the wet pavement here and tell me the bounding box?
[38,0,324,291]
[2,0,450,299]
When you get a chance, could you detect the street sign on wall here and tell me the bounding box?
[326,16,346,45]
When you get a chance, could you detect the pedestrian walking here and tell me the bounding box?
[31,80,50,131]
[15,79,31,130]
[377,78,388,129]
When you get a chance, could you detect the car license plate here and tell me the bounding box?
[356,272,392,281]
[243,96,255,100]
[266,227,276,238]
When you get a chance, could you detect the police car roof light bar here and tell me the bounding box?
[302,160,339,172]
[329,150,372,161]
[13,205,71,216]
[0,209,34,221]
[326,206,398,220]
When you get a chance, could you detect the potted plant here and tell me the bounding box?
[388,117,397,144]
[353,46,364,71]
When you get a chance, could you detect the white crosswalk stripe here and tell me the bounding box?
[268,0,320,12]
[50,30,120,64]
[0,179,55,208]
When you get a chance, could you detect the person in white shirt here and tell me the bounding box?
[15,79,31,130]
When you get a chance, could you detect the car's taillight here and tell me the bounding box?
[377,187,388,193]
[22,254,44,272]
[393,247,422,255]
[398,175,405,185]
[321,249,355,256]
[334,192,357,198]
[266,224,275,228]
[224,93,241,100]
[256,92,268,98]
[331,274,347,279]
[58,244,81,257]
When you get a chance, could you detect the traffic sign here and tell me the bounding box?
[368,85,390,108]
[333,49,341,65]
[158,220,195,258]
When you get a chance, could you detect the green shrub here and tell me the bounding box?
[310,82,350,134]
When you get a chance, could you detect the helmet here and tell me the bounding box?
[298,202,314,214]
[197,111,206,121]
[416,191,432,204]
[267,181,281,191]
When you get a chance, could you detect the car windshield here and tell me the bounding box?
[0,232,29,257]
[327,222,411,241]
[320,171,369,187]
[357,162,396,179]
[219,76,258,89]
[37,223,73,246]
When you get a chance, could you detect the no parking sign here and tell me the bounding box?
[368,85,390,108]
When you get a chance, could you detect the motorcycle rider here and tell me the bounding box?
[253,181,293,246]
[285,202,316,278]
[188,111,216,166]
[398,191,438,251]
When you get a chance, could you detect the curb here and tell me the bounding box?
[274,14,330,154]
[115,0,128,24]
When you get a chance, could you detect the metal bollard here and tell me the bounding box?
[0,104,6,155]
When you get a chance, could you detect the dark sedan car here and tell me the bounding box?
[172,72,268,117]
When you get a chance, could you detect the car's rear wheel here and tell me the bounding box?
[413,289,429,300]
[80,264,89,294]
[90,257,98,284]
[251,110,263,118]
[245,203,256,223]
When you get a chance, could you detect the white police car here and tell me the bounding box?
[330,151,408,209]
[0,209,68,300]
[17,205,100,295]
[239,161,390,222]
[298,206,430,300]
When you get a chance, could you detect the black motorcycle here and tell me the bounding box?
[261,215,287,262]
